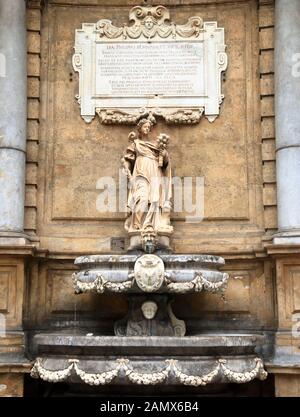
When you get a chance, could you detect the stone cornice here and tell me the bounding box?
[265,244,300,256]
[48,0,256,6]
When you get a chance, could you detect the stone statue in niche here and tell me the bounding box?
[121,118,173,252]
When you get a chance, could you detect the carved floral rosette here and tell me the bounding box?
[73,5,227,124]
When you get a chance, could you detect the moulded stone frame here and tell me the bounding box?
[72,6,228,124]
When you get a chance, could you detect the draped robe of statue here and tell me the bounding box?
[123,138,172,234]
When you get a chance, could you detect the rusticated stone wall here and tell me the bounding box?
[6,0,300,398]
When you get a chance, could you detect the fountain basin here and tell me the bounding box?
[73,254,228,294]
[30,332,267,386]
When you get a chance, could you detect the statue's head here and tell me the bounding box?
[137,118,152,136]
[141,301,158,320]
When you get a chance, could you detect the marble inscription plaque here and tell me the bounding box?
[73,5,227,124]
[96,42,204,97]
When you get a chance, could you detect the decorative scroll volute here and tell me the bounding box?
[129,5,170,24]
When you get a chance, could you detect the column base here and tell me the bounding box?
[0,231,38,246]
[272,229,300,245]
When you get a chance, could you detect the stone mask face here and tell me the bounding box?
[141,301,158,320]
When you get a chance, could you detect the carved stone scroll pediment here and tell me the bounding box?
[95,6,203,41]
[73,6,227,125]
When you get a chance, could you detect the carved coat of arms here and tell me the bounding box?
[134,254,165,292]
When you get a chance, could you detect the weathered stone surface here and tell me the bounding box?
[0,373,24,397]
[260,50,274,74]
[259,5,274,28]
[274,375,300,397]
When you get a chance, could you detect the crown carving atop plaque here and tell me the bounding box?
[73,5,227,124]
[96,5,203,40]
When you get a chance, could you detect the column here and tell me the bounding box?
[274,0,300,244]
[0,0,27,243]
[272,0,300,397]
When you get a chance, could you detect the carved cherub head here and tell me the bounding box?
[143,16,156,30]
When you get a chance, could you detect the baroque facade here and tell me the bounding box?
[0,0,300,397]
